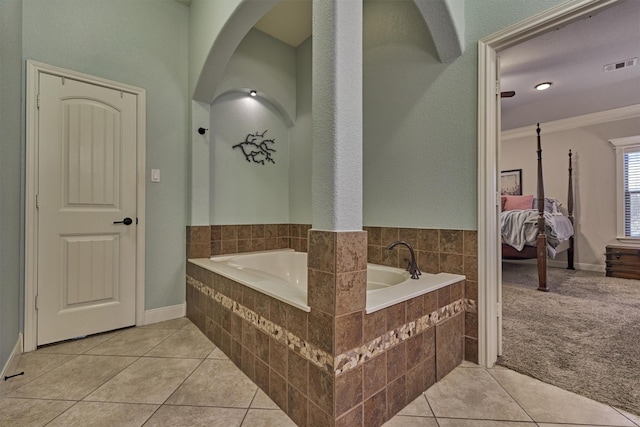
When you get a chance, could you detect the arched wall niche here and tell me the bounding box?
[209,91,291,225]
[190,0,464,103]
[212,88,294,127]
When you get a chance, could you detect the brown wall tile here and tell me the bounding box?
[386,341,407,382]
[464,337,479,364]
[241,347,255,381]
[336,231,368,273]
[269,337,288,378]
[436,313,463,381]
[406,364,425,403]
[417,228,439,252]
[363,353,386,399]
[381,246,398,267]
[363,310,386,343]
[308,269,335,314]
[365,226,381,246]
[286,305,308,341]
[237,225,252,240]
[288,350,308,395]
[398,228,418,246]
[242,320,256,353]
[269,369,288,411]
[387,375,406,419]
[308,309,334,354]
[381,227,399,246]
[308,363,334,416]
[335,366,363,417]
[309,402,335,427]
[221,225,237,240]
[287,386,308,427]
[451,280,464,302]
[465,312,478,339]
[190,225,211,243]
[251,224,265,239]
[308,230,336,273]
[364,389,387,427]
[367,245,382,264]
[466,280,478,302]
[437,285,451,307]
[255,330,270,363]
[221,239,237,254]
[336,270,367,316]
[464,256,478,281]
[440,229,463,254]
[335,311,363,354]
[336,404,362,427]
[405,295,424,321]
[406,332,424,367]
[277,223,290,237]
[264,224,278,238]
[386,303,406,331]
[417,250,439,274]
[440,253,464,274]
[211,225,222,241]
[255,359,270,391]
[463,230,478,256]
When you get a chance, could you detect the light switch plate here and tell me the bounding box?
[151,169,160,182]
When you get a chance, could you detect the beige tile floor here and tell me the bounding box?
[1,317,639,427]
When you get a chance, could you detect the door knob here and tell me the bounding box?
[114,217,133,225]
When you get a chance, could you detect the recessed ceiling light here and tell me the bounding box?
[249,90,257,97]
[535,82,552,91]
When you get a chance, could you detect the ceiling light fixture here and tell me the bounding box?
[535,82,552,91]
[249,90,257,97]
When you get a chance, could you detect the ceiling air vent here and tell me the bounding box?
[604,57,637,72]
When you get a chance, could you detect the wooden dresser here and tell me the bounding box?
[605,244,640,280]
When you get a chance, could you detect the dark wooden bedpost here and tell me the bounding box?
[536,124,549,291]
[567,149,575,270]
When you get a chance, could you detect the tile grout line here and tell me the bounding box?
[485,368,539,424]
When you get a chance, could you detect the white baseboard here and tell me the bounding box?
[503,258,605,273]
[0,333,23,399]
[144,303,186,325]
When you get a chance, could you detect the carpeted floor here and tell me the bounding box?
[499,262,640,416]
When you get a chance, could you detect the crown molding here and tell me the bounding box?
[502,104,640,141]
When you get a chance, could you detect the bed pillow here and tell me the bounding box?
[503,194,534,211]
[501,195,508,211]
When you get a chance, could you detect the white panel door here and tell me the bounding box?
[37,73,137,345]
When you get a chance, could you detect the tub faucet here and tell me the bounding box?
[386,240,421,279]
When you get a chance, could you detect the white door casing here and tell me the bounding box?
[25,61,146,351]
[477,0,620,367]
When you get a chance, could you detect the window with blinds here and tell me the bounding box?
[624,147,640,237]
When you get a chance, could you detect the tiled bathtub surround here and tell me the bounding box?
[186,224,311,258]
[186,225,478,426]
[186,269,468,426]
[187,228,476,426]
[365,226,478,364]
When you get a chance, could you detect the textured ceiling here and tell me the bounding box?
[499,0,640,127]
[254,0,312,47]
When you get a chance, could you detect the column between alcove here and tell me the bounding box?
[307,0,368,425]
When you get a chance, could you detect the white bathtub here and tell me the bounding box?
[188,249,465,313]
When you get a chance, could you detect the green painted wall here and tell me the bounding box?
[0,0,23,370]
[190,0,566,231]
[289,36,313,224]
[362,0,565,229]
[23,0,190,310]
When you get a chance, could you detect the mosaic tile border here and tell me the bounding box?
[187,274,476,377]
[187,275,334,371]
[335,298,476,376]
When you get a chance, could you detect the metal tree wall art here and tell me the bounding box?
[233,130,276,165]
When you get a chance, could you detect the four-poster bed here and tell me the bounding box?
[500,124,575,292]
